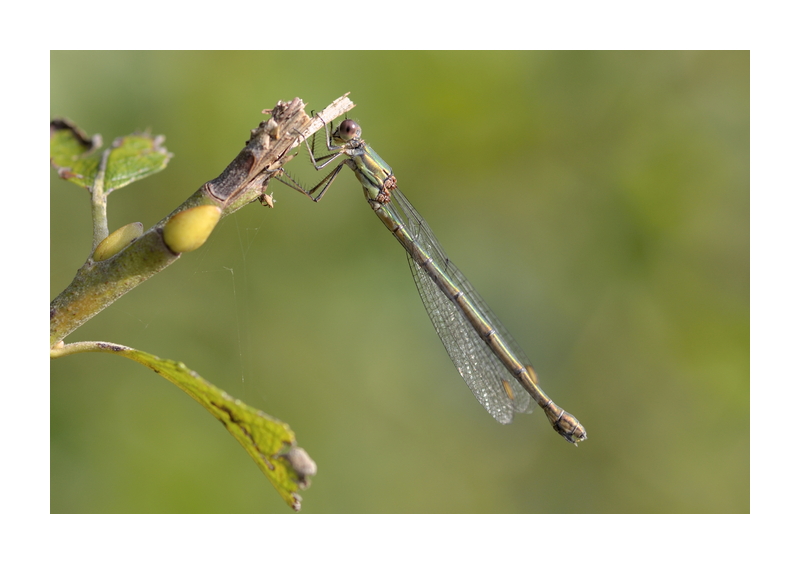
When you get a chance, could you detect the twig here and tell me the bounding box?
[50,94,355,346]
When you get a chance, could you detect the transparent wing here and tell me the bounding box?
[389,189,534,423]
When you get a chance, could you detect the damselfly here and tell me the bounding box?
[284,118,586,444]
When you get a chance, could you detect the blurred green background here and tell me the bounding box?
[50,51,749,513]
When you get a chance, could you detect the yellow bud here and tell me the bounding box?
[93,222,144,261]
[163,205,221,253]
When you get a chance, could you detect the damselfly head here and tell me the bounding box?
[335,119,362,142]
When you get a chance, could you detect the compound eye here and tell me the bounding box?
[337,119,361,141]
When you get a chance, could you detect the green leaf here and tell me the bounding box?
[54,342,315,511]
[104,133,172,191]
[50,119,102,189]
[50,118,172,192]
